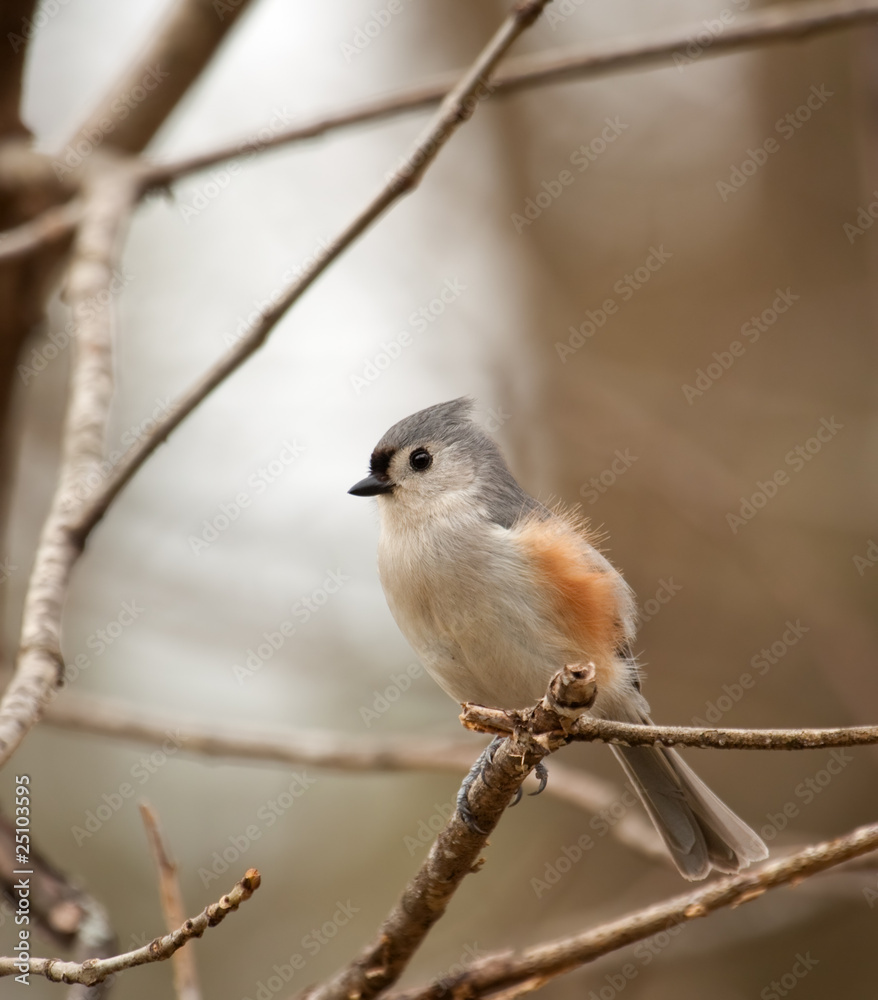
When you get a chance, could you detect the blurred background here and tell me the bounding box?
[2,0,877,997]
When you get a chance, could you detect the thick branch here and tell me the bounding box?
[68,0,257,155]
[302,734,552,1000]
[462,704,878,750]
[0,157,139,766]
[0,870,260,986]
[388,822,878,1000]
[147,0,878,186]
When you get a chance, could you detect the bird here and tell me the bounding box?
[348,397,768,880]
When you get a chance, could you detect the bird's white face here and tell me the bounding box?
[375,439,479,519]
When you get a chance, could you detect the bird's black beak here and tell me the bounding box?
[348,473,394,497]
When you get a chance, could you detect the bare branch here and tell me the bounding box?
[3,0,875,257]
[67,0,258,155]
[0,810,116,1000]
[0,870,261,986]
[147,0,878,186]
[43,695,666,864]
[462,704,878,751]
[302,729,553,1000]
[0,157,139,766]
[387,822,878,1000]
[67,0,553,546]
[139,803,201,1000]
[0,199,83,263]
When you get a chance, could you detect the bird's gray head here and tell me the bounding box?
[348,398,543,527]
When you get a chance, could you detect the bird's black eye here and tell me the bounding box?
[409,448,432,472]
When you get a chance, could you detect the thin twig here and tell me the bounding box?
[146,0,878,186]
[0,157,139,766]
[386,822,878,1000]
[67,0,552,545]
[462,704,878,751]
[2,0,875,260]
[43,695,666,863]
[139,803,201,1000]
[0,870,261,986]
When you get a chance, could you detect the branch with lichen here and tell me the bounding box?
[0,870,260,986]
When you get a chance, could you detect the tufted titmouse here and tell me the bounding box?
[349,398,767,880]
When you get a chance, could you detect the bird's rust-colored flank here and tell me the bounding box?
[515,513,623,675]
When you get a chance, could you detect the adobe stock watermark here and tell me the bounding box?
[638,577,682,624]
[231,570,350,684]
[579,449,638,505]
[853,538,878,576]
[404,800,455,856]
[224,238,333,346]
[531,788,641,897]
[690,619,809,726]
[241,900,360,1000]
[717,84,834,201]
[842,190,878,244]
[556,246,673,363]
[512,118,629,233]
[71,730,187,846]
[53,67,170,180]
[188,440,305,554]
[544,0,587,30]
[360,662,424,727]
[0,557,17,586]
[672,0,751,70]
[760,952,819,1000]
[7,0,73,53]
[178,107,295,223]
[579,922,685,1000]
[349,277,467,393]
[198,771,318,887]
[340,0,411,61]
[726,416,843,533]
[758,749,854,844]
[58,397,177,510]
[681,287,799,403]
[17,267,135,385]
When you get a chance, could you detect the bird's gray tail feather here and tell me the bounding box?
[609,716,768,881]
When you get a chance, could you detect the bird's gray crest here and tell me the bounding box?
[371,397,546,528]
[374,397,477,453]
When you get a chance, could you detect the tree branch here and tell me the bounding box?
[0,156,139,766]
[461,704,878,751]
[0,811,116,1000]
[146,0,878,187]
[67,0,258,156]
[0,870,261,986]
[0,199,83,263]
[301,729,554,1000]
[386,822,878,1000]
[3,0,875,258]
[66,0,553,545]
[139,803,201,1000]
[43,694,666,864]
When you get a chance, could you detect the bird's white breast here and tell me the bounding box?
[375,498,576,709]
